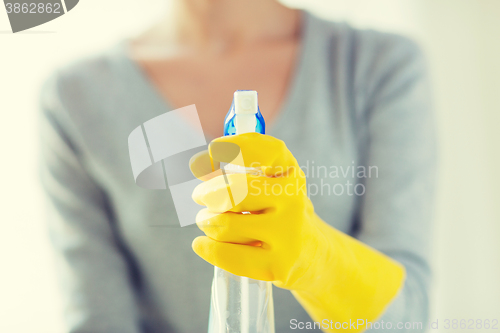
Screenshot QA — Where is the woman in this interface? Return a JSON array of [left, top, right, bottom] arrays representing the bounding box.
[[40, 0, 435, 332]]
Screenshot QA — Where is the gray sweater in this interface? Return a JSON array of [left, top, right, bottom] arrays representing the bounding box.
[[40, 11, 436, 333]]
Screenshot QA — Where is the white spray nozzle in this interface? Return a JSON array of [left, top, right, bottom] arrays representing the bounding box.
[[234, 91, 258, 134], [234, 91, 258, 115]]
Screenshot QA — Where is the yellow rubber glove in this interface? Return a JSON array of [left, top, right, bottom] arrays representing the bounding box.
[[190, 133, 405, 332]]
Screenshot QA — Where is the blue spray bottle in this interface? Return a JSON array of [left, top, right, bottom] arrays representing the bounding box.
[[208, 90, 275, 333]]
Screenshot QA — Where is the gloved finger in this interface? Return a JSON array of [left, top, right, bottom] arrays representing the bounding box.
[[209, 133, 300, 177], [192, 236, 274, 281], [189, 150, 223, 181], [192, 173, 293, 213], [196, 208, 273, 244]]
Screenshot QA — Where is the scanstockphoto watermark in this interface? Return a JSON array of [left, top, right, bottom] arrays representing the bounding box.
[[249, 178, 369, 197], [290, 319, 422, 330], [128, 105, 379, 227], [246, 160, 379, 197], [299, 160, 379, 181], [3, 0, 80, 33]]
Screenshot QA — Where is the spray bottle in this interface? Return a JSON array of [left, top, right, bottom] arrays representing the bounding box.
[[207, 90, 275, 333]]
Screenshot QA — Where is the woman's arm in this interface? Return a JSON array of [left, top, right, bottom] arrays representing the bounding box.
[[189, 34, 435, 333], [292, 35, 435, 332], [39, 74, 142, 333], [356, 35, 436, 330]]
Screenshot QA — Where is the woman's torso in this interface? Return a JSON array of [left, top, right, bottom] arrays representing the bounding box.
[[53, 12, 398, 332]]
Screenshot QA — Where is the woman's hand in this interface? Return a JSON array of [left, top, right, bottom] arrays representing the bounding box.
[[190, 133, 329, 290], [190, 133, 406, 332]]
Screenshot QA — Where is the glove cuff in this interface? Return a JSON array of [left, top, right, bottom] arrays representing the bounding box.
[[290, 216, 406, 331]]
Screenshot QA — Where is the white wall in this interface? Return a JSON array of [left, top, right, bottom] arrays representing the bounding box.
[[1, 1, 499, 332], [416, 0, 500, 326]]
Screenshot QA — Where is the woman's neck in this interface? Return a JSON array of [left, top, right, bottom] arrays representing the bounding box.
[[136, 0, 300, 55]]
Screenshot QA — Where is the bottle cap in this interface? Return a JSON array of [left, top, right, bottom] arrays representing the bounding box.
[[234, 90, 258, 115]]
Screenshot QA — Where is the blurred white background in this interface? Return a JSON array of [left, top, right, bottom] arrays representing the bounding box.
[[1, 0, 499, 332]]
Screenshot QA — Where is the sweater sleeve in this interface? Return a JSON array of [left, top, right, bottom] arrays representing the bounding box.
[[39, 73, 142, 333], [355, 34, 436, 332]]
